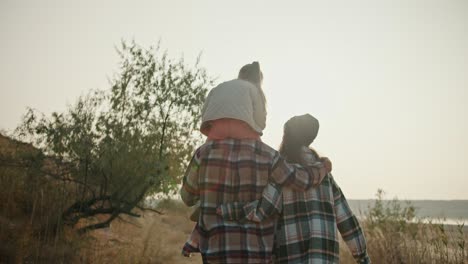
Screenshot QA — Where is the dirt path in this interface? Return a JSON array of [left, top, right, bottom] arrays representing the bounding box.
[[79, 209, 202, 263]]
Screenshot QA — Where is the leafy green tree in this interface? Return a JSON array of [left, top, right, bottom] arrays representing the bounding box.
[[16, 41, 213, 232]]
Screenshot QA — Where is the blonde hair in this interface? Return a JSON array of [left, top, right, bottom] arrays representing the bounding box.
[[238, 61, 266, 107]]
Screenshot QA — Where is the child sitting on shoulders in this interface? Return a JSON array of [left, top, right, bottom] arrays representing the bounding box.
[[183, 62, 267, 257], [200, 61, 266, 140]]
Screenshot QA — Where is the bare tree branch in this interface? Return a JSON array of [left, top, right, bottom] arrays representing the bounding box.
[[136, 205, 164, 215]]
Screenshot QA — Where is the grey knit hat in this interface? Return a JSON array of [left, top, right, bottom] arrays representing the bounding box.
[[284, 114, 320, 145]]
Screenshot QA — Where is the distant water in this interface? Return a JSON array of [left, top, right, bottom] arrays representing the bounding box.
[[348, 200, 468, 225]]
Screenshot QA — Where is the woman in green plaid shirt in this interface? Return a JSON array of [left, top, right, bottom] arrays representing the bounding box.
[[218, 114, 371, 264]]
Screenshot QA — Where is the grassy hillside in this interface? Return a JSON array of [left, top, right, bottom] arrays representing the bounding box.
[[0, 133, 200, 263]]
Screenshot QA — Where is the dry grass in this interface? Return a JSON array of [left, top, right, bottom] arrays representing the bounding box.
[[338, 194, 468, 264], [83, 200, 467, 264], [0, 134, 201, 264], [77, 202, 201, 264], [0, 134, 78, 263], [338, 222, 468, 264]]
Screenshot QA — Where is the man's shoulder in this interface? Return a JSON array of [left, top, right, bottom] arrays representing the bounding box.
[[193, 141, 215, 157], [255, 140, 279, 158], [195, 139, 278, 158]]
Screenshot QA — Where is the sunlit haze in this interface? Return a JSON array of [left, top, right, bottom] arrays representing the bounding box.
[[1, 0, 467, 199]]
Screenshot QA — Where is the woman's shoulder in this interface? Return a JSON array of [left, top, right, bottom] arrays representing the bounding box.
[[300, 146, 320, 164]]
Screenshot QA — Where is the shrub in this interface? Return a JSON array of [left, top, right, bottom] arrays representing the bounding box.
[[14, 40, 212, 233], [341, 189, 468, 264]]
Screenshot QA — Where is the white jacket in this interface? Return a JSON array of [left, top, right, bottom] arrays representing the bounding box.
[[201, 79, 266, 134]]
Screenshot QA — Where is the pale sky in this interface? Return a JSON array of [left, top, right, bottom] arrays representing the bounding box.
[[1, 0, 467, 199]]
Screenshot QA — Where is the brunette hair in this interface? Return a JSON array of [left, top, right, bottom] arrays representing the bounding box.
[[279, 114, 320, 164]]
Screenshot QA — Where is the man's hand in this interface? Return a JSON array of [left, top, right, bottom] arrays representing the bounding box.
[[320, 157, 332, 173]]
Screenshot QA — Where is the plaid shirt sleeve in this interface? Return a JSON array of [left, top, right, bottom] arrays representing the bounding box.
[[331, 176, 371, 264], [218, 149, 326, 222], [270, 153, 328, 191], [217, 182, 282, 222], [180, 149, 201, 207]]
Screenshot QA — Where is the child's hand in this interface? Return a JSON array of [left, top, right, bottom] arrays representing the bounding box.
[[320, 157, 332, 173]]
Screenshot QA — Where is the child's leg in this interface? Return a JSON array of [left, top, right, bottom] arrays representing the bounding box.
[[182, 224, 201, 257]]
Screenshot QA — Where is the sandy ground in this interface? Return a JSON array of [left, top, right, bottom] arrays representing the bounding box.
[[79, 208, 202, 264]]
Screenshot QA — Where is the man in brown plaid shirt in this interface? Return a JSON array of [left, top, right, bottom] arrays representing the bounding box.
[[181, 139, 331, 263]]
